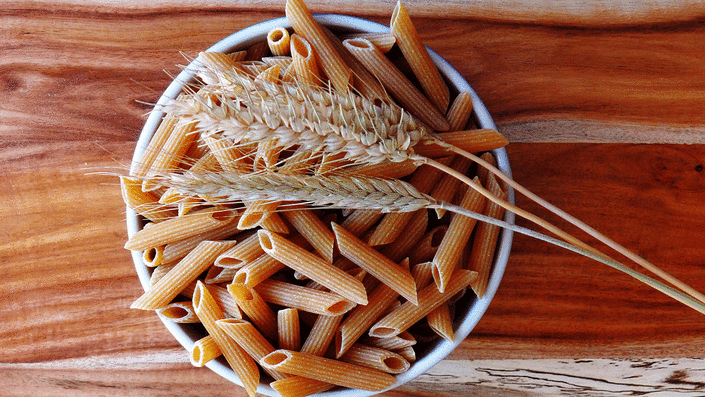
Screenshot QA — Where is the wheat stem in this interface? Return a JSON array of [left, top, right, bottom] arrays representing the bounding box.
[[429, 141, 705, 305]]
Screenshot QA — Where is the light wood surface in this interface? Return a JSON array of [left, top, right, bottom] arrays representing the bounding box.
[[2, 1, 704, 396]]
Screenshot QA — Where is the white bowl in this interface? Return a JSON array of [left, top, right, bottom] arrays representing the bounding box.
[[128, 14, 514, 397]]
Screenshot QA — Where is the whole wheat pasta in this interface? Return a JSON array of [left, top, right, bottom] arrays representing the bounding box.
[[131, 240, 237, 310], [339, 343, 410, 374], [156, 301, 199, 323], [142, 118, 199, 191], [332, 222, 417, 305], [395, 345, 416, 362], [216, 319, 289, 380], [215, 232, 264, 268], [192, 281, 259, 397], [198, 51, 249, 84], [245, 41, 270, 61], [282, 207, 335, 262], [390, 1, 450, 113], [190, 335, 222, 367], [410, 261, 434, 290], [124, 207, 237, 251], [161, 218, 241, 264], [258, 230, 368, 305], [261, 350, 396, 391], [367, 211, 416, 246], [338, 209, 383, 238], [339, 159, 418, 179], [427, 303, 454, 342], [201, 132, 250, 175], [240, 200, 282, 230], [285, 0, 352, 92], [339, 32, 396, 53], [233, 253, 285, 287], [414, 128, 509, 158], [262, 55, 293, 69], [149, 263, 175, 285], [227, 283, 278, 341], [277, 308, 301, 351], [260, 212, 290, 234], [253, 279, 356, 316], [343, 37, 449, 131], [228, 50, 248, 63], [315, 151, 349, 175], [360, 331, 416, 351], [207, 284, 243, 319], [253, 139, 282, 172], [468, 173, 507, 298], [270, 376, 335, 397], [255, 64, 282, 84], [408, 224, 447, 265], [177, 197, 204, 217], [379, 209, 428, 263], [240, 60, 269, 77], [142, 245, 164, 268], [300, 313, 343, 356], [130, 115, 178, 178], [446, 92, 474, 132], [290, 34, 323, 86], [204, 265, 238, 284], [121, 177, 176, 222], [430, 155, 473, 218], [267, 27, 291, 56], [369, 269, 478, 338], [432, 181, 486, 293]]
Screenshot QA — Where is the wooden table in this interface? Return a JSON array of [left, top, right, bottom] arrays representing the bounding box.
[[2, 1, 704, 395]]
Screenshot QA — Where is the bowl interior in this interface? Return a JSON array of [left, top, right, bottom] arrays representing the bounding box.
[[128, 14, 514, 397]]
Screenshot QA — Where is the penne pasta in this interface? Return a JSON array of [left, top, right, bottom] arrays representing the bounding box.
[[414, 128, 509, 158], [267, 27, 291, 56], [245, 41, 270, 61], [216, 319, 289, 380], [277, 308, 301, 351], [192, 281, 259, 397], [204, 265, 238, 284], [227, 283, 279, 341], [446, 91, 474, 132], [142, 118, 199, 191], [338, 158, 418, 179], [260, 349, 396, 391], [131, 240, 237, 310], [270, 376, 335, 397], [253, 279, 356, 316], [290, 34, 323, 86], [427, 304, 454, 342], [379, 209, 428, 263], [285, 0, 352, 92], [190, 335, 222, 367], [142, 245, 164, 268], [343, 37, 449, 131], [338, 209, 383, 238], [390, 1, 450, 113], [121, 177, 176, 223], [360, 331, 416, 351], [408, 224, 447, 265], [233, 253, 284, 287], [300, 313, 343, 356], [214, 232, 263, 268], [395, 345, 416, 363], [432, 180, 486, 293], [207, 284, 243, 319], [339, 343, 410, 374], [130, 115, 178, 178], [156, 301, 199, 323], [430, 155, 473, 218], [367, 211, 416, 246], [369, 269, 478, 338], [282, 208, 335, 262], [160, 218, 241, 264], [339, 32, 396, 53], [258, 230, 368, 305], [332, 222, 417, 305]]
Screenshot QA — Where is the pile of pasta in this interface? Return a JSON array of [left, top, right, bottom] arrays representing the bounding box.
[[123, 1, 509, 396]]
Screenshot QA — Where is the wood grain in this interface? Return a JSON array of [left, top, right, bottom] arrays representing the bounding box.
[[2, 1, 704, 396]]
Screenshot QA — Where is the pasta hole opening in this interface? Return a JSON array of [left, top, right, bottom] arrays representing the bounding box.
[[192, 345, 203, 363], [161, 306, 189, 319], [269, 29, 285, 42], [346, 38, 373, 49], [144, 248, 158, 263], [239, 212, 264, 228], [334, 330, 343, 357], [327, 301, 354, 315], [229, 284, 253, 301], [371, 326, 397, 338], [292, 36, 310, 58], [262, 351, 289, 366], [192, 284, 204, 309], [384, 357, 406, 372], [216, 257, 242, 268], [373, 98, 383, 108], [233, 272, 248, 284], [258, 231, 273, 251], [430, 227, 446, 248], [212, 209, 234, 222]]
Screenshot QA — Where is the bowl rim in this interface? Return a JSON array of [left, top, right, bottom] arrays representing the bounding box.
[[127, 13, 514, 397]]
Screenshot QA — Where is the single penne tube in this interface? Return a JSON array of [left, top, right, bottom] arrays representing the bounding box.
[[290, 34, 323, 86], [204, 265, 238, 284], [261, 350, 396, 391], [339, 343, 410, 374], [390, 1, 450, 113], [432, 181, 486, 293], [407, 158, 451, 194], [343, 37, 449, 131], [367, 211, 415, 246], [258, 230, 368, 305], [130, 115, 177, 178], [201, 132, 250, 174], [270, 376, 335, 397], [207, 284, 243, 319], [411, 261, 434, 290], [267, 27, 291, 56], [282, 208, 335, 262], [253, 138, 282, 172], [339, 32, 396, 53], [262, 55, 293, 69], [156, 301, 199, 323], [190, 335, 222, 367], [369, 269, 478, 338], [227, 283, 278, 341], [300, 313, 343, 356], [142, 245, 164, 268], [395, 345, 416, 362], [338, 159, 418, 179], [430, 155, 473, 218], [278, 308, 301, 351], [121, 177, 176, 223], [468, 173, 507, 298], [214, 232, 264, 268], [332, 222, 417, 305], [216, 319, 288, 380], [244, 41, 270, 61], [233, 253, 285, 287], [260, 211, 290, 234], [408, 224, 447, 264], [149, 263, 175, 285], [198, 51, 249, 84], [446, 91, 474, 132], [427, 303, 454, 342], [338, 209, 383, 238], [379, 209, 428, 263], [413, 128, 509, 158], [131, 240, 237, 310], [161, 218, 241, 264], [360, 331, 416, 351], [142, 119, 199, 191], [240, 200, 281, 230], [124, 207, 237, 251], [285, 0, 352, 92], [192, 282, 259, 397], [254, 279, 356, 316]]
